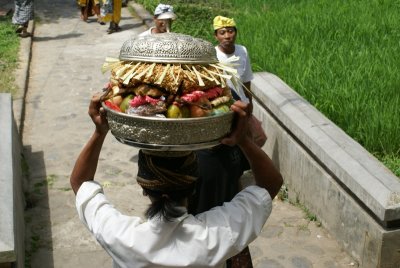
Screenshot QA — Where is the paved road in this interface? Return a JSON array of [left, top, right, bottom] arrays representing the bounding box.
[[19, 0, 357, 267]]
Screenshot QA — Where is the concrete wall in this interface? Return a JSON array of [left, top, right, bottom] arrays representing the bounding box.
[[0, 94, 25, 267], [251, 72, 400, 268]]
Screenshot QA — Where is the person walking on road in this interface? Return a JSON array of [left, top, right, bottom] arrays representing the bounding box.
[[101, 0, 122, 34], [70, 93, 283, 268], [138, 3, 176, 36], [12, 0, 34, 37], [77, 0, 103, 24]]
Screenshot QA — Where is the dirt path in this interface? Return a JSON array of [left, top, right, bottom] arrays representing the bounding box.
[[21, 0, 357, 267]]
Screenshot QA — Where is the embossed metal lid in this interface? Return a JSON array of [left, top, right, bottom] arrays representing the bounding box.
[[119, 33, 218, 64]]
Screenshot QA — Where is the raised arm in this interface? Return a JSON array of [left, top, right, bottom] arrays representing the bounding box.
[[70, 93, 109, 194], [221, 101, 283, 199]]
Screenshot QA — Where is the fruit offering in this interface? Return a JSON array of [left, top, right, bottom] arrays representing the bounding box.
[[101, 59, 236, 118]]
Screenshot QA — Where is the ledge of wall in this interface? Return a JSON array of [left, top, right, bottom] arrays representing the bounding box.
[[251, 72, 400, 267], [0, 94, 25, 267]]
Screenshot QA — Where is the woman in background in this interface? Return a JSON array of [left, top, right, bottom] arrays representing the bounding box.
[[100, 0, 122, 34], [12, 0, 34, 38], [77, 0, 103, 24]]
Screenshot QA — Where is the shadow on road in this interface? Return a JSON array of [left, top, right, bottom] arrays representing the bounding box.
[[23, 146, 54, 267], [33, 33, 84, 42]]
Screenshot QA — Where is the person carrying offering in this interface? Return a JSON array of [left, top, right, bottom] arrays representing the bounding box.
[[139, 3, 177, 36], [70, 93, 283, 267]]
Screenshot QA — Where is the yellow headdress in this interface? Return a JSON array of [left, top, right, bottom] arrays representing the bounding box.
[[213, 16, 236, 30]]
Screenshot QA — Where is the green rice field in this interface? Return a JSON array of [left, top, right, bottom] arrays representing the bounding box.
[[135, 0, 400, 177]]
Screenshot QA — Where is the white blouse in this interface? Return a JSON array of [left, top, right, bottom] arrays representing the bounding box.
[[76, 181, 272, 268], [138, 27, 155, 37]]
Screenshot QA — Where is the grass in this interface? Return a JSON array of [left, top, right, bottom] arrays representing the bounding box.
[[232, 0, 400, 157], [278, 184, 322, 226], [379, 153, 400, 176], [133, 0, 233, 39], [0, 13, 20, 95], [134, 0, 399, 177], [25, 233, 40, 267]]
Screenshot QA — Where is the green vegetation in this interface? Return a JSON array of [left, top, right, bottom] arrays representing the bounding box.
[[277, 184, 289, 201], [278, 184, 321, 226], [0, 13, 19, 95], [134, 0, 233, 39], [380, 153, 400, 176], [135, 0, 399, 176], [25, 233, 40, 267], [297, 202, 318, 223], [232, 0, 400, 156]]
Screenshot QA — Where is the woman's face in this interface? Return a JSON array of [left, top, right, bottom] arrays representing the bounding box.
[[215, 27, 237, 50], [155, 18, 172, 33]]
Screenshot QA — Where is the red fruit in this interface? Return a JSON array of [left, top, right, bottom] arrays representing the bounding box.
[[104, 100, 121, 112]]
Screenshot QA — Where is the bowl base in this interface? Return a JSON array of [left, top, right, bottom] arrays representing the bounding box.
[[115, 136, 220, 151]]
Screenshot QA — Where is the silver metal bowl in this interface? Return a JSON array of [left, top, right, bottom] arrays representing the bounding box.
[[119, 33, 218, 64], [102, 102, 234, 151], [106, 33, 233, 151]]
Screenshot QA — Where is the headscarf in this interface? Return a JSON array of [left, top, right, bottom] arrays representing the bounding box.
[[213, 15, 236, 30], [137, 150, 198, 192], [154, 3, 177, 20]]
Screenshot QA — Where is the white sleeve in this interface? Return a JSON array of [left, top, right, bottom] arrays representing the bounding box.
[[76, 181, 107, 230], [75, 181, 142, 253], [241, 46, 254, 83], [196, 185, 272, 252]]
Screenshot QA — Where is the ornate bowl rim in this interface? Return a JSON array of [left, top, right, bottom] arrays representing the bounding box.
[[119, 32, 219, 64], [101, 101, 234, 122]]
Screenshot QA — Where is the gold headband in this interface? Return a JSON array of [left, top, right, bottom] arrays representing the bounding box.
[[213, 16, 236, 30]]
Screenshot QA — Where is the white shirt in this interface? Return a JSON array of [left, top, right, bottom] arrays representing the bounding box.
[[215, 44, 254, 103], [76, 181, 272, 268], [138, 27, 155, 37]]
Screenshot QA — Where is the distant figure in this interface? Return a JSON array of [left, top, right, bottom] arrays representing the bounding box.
[[101, 0, 122, 34], [213, 15, 254, 104], [12, 0, 34, 38], [138, 3, 176, 36], [188, 15, 262, 268], [77, 0, 103, 24]]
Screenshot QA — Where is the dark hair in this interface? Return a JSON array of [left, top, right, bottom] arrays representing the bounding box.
[[144, 186, 195, 222]]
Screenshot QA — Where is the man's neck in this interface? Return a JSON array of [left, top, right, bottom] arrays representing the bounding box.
[[218, 44, 235, 55]]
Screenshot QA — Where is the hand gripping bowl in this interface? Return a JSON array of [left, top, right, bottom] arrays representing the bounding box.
[[102, 33, 235, 151]]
